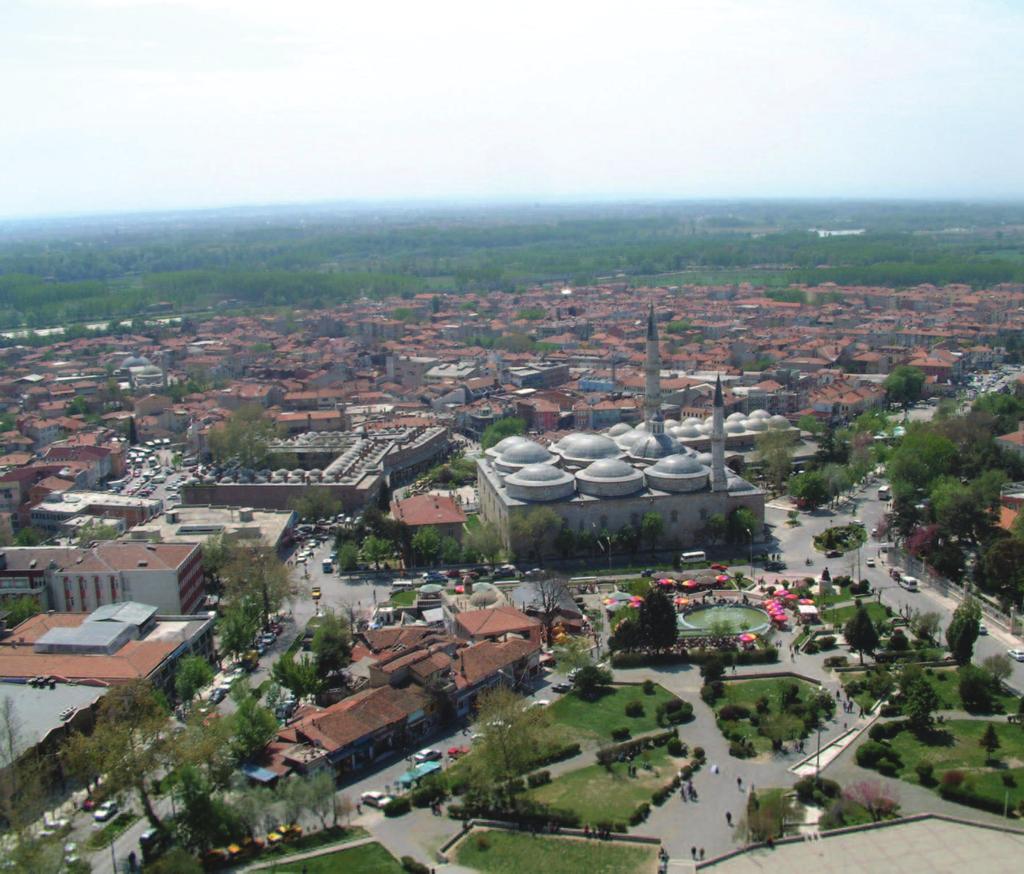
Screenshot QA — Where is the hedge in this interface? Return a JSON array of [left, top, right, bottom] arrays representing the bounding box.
[[447, 800, 581, 828], [794, 776, 841, 805], [938, 782, 1007, 814], [526, 770, 551, 788], [402, 858, 430, 874], [595, 729, 679, 765], [384, 796, 412, 817], [612, 648, 779, 668], [629, 802, 651, 825]]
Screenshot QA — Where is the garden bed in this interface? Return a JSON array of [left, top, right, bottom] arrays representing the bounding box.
[[282, 841, 404, 873], [455, 829, 657, 874], [547, 684, 683, 742], [712, 677, 829, 756]]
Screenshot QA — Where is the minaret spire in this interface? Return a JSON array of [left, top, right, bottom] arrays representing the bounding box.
[[643, 302, 661, 424], [711, 374, 728, 492]]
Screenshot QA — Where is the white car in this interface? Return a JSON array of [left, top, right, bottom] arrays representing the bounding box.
[[529, 699, 550, 708], [865, 557, 876, 568], [93, 800, 119, 822], [978, 623, 988, 636], [1008, 649, 1024, 662], [360, 791, 393, 808], [413, 748, 442, 764]]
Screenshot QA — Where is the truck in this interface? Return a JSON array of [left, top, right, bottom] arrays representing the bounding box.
[[878, 485, 891, 501], [321, 558, 333, 573]]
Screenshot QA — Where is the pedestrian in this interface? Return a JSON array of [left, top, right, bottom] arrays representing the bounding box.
[[737, 776, 743, 790], [700, 848, 705, 860], [691, 847, 697, 859], [726, 811, 732, 826], [356, 803, 363, 815]]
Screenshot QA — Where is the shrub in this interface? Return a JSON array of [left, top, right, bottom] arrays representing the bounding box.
[[642, 679, 656, 695], [595, 819, 626, 834], [629, 802, 651, 825], [402, 857, 431, 874], [869, 721, 905, 742], [817, 635, 837, 650], [667, 738, 684, 756], [693, 746, 706, 762], [915, 761, 935, 786], [625, 701, 645, 718], [938, 781, 1006, 814], [651, 786, 671, 806], [794, 776, 841, 804], [1002, 773, 1016, 788], [804, 640, 820, 655], [941, 770, 966, 788], [823, 656, 849, 668], [718, 703, 751, 721], [611, 727, 631, 741], [384, 796, 412, 817], [729, 738, 756, 758], [526, 770, 551, 788], [680, 765, 693, 780], [700, 681, 724, 705], [856, 741, 895, 770]]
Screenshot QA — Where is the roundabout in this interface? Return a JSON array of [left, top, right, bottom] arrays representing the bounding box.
[[676, 603, 772, 636]]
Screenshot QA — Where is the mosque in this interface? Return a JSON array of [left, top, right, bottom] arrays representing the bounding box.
[[476, 305, 772, 551]]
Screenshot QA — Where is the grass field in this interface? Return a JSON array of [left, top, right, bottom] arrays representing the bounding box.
[[527, 745, 679, 824], [880, 719, 1024, 810], [547, 684, 681, 742], [270, 826, 368, 858], [456, 829, 658, 874], [715, 677, 820, 754], [276, 841, 403, 873], [390, 589, 417, 607], [828, 601, 890, 627]]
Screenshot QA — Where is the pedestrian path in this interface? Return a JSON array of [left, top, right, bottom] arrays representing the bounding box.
[[790, 725, 866, 777]]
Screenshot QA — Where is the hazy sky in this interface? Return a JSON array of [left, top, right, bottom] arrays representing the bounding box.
[[3, 0, 1023, 217]]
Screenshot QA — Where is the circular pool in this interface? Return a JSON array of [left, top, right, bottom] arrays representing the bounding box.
[[677, 604, 771, 636]]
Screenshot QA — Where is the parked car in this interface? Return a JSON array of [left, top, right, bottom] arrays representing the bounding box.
[[640, 568, 654, 577], [710, 563, 728, 571], [978, 623, 988, 635], [93, 800, 119, 822], [529, 699, 550, 708], [1008, 649, 1024, 662], [447, 746, 470, 759], [865, 557, 876, 568], [360, 790, 393, 808], [552, 682, 572, 693], [413, 748, 442, 763], [826, 549, 842, 558]]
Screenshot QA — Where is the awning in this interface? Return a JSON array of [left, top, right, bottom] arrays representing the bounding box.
[[797, 604, 818, 615], [241, 763, 279, 784], [397, 760, 441, 786]]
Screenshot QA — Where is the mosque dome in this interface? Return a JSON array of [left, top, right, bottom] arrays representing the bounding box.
[[675, 424, 702, 439], [121, 353, 151, 369], [470, 587, 501, 607], [504, 463, 576, 502], [644, 453, 710, 493], [485, 434, 530, 458], [628, 432, 682, 461], [769, 415, 791, 430], [613, 429, 643, 450], [682, 417, 702, 427], [607, 422, 633, 437], [745, 417, 768, 432], [749, 409, 771, 420], [575, 458, 645, 497], [499, 440, 554, 466], [663, 418, 679, 428], [725, 420, 746, 435], [697, 451, 713, 465], [726, 412, 746, 423], [554, 433, 621, 466]]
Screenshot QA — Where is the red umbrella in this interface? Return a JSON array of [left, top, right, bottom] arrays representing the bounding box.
[[716, 574, 730, 583], [799, 598, 815, 605], [785, 593, 799, 601], [657, 579, 675, 587], [682, 579, 699, 588]]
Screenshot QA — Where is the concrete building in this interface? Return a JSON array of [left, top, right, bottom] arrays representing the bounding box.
[[477, 305, 765, 551], [29, 490, 162, 534], [127, 504, 296, 551]]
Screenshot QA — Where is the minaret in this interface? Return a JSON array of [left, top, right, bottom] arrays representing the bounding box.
[[711, 375, 728, 492], [644, 303, 661, 424]]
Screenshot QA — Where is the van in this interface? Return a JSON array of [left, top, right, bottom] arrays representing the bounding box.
[[321, 559, 333, 573], [680, 550, 707, 564], [390, 579, 417, 592], [901, 576, 919, 591]]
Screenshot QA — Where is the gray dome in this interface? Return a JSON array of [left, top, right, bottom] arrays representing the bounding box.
[[682, 417, 702, 427], [697, 451, 713, 465], [745, 417, 768, 432], [770, 414, 791, 429], [607, 422, 632, 437], [487, 435, 530, 457], [614, 428, 642, 450], [121, 354, 151, 369], [749, 409, 771, 419], [663, 418, 679, 428], [675, 424, 702, 439], [555, 433, 621, 463], [725, 420, 746, 434], [726, 412, 746, 423], [629, 432, 681, 461], [580, 458, 638, 479], [500, 441, 554, 466], [510, 463, 569, 483], [470, 588, 501, 607], [650, 453, 705, 475]]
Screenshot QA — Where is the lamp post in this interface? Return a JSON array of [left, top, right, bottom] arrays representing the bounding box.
[[815, 720, 824, 787]]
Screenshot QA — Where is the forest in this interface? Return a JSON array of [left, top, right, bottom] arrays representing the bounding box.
[[2, 200, 1024, 332]]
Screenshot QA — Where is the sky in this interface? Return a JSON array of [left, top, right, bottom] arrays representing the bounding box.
[[2, 0, 1024, 217]]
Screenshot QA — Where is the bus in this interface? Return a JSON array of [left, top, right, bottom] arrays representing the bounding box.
[[680, 550, 707, 564], [878, 485, 891, 501]]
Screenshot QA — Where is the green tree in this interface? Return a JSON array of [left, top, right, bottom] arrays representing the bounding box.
[[271, 652, 322, 701], [509, 507, 561, 562], [553, 525, 576, 559], [411, 525, 442, 566], [704, 512, 728, 544], [980, 723, 1001, 762], [60, 680, 169, 828], [360, 535, 392, 570], [14, 528, 45, 547], [229, 684, 277, 763], [727, 507, 759, 544], [289, 488, 342, 522], [75, 521, 119, 546], [2, 596, 41, 627], [208, 404, 281, 469], [175, 655, 215, 705], [201, 533, 233, 594], [572, 664, 613, 699], [958, 663, 995, 712], [172, 764, 240, 852], [638, 588, 678, 651], [797, 414, 822, 435], [641, 511, 664, 554], [463, 520, 504, 567], [902, 672, 939, 732], [788, 470, 829, 509], [480, 417, 527, 450], [336, 541, 360, 571], [843, 606, 880, 665], [223, 542, 291, 629], [981, 536, 1024, 604], [755, 429, 794, 493], [758, 712, 804, 752], [440, 535, 462, 564], [311, 611, 352, 680], [219, 600, 260, 662], [946, 597, 981, 666], [884, 366, 926, 409]]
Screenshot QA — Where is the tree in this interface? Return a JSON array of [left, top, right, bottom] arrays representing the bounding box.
[[440, 535, 462, 565], [223, 542, 291, 628], [411, 526, 442, 566], [843, 780, 899, 822], [480, 417, 526, 451], [884, 366, 926, 409], [289, 488, 341, 522], [533, 576, 570, 643], [75, 521, 119, 545], [981, 653, 1013, 686], [508, 507, 561, 562], [946, 597, 981, 666], [463, 520, 504, 567], [175, 655, 215, 705], [958, 663, 995, 712], [638, 588, 678, 651], [146, 849, 203, 874], [788, 470, 829, 509], [201, 533, 232, 594], [758, 712, 803, 751], [467, 686, 555, 807], [219, 599, 261, 662], [755, 430, 794, 493], [336, 541, 360, 572], [271, 652, 323, 701], [553, 525, 576, 559], [704, 512, 728, 545], [172, 764, 240, 852], [2, 595, 41, 627], [902, 673, 939, 733], [303, 770, 340, 829], [208, 404, 281, 469], [555, 636, 593, 674], [230, 684, 278, 763], [910, 611, 941, 643], [14, 527, 45, 547], [312, 611, 352, 680], [797, 414, 822, 435], [60, 680, 169, 828], [843, 606, 879, 665], [980, 723, 1001, 762], [641, 512, 664, 554], [727, 507, 758, 545], [360, 535, 392, 570], [981, 536, 1024, 604], [572, 664, 613, 700]]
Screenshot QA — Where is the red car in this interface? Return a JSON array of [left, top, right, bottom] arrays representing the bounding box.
[[710, 563, 729, 571], [447, 746, 470, 759]]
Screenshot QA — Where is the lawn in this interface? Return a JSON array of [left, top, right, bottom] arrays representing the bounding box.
[[85, 813, 138, 850], [276, 841, 404, 873], [390, 589, 417, 607], [879, 719, 1024, 810], [715, 677, 821, 754], [270, 825, 368, 858], [527, 744, 680, 824], [548, 684, 681, 742], [456, 829, 657, 874], [828, 601, 890, 627]]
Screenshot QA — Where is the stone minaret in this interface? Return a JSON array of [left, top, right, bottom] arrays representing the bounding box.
[[644, 303, 661, 424], [711, 374, 728, 492]]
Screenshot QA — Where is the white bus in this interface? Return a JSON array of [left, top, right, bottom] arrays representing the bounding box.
[[878, 485, 891, 501], [680, 550, 707, 564]]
